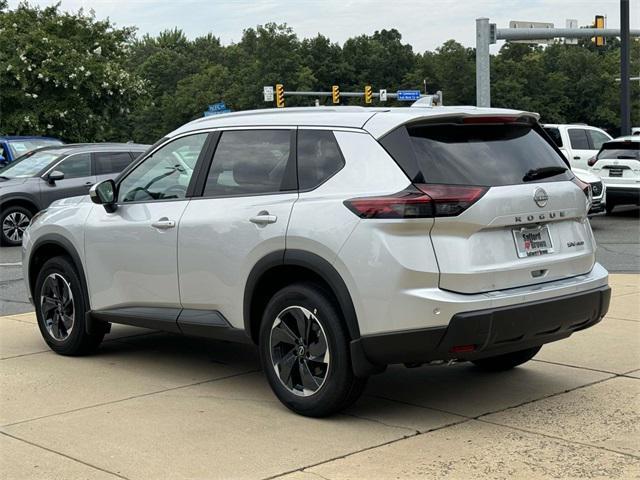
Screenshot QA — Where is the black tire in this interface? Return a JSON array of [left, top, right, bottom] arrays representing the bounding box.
[[1, 205, 32, 246], [471, 346, 542, 372], [34, 256, 104, 355], [258, 282, 367, 417], [605, 203, 615, 215]]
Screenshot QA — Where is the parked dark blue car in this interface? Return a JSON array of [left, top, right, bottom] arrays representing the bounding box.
[[0, 136, 64, 166]]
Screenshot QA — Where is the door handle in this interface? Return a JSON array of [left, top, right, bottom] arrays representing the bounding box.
[[573, 156, 580, 160], [151, 218, 176, 229], [250, 211, 277, 225]]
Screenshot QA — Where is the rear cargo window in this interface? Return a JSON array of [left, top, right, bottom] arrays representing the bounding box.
[[597, 142, 639, 160], [380, 123, 572, 186]]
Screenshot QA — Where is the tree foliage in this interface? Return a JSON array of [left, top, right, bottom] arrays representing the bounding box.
[[1, 1, 638, 144]]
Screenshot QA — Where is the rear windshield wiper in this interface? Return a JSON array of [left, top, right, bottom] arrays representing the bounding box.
[[616, 155, 638, 159], [522, 166, 567, 182], [0, 175, 11, 180]]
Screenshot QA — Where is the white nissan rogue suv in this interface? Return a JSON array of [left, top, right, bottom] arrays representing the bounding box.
[[22, 106, 611, 417]]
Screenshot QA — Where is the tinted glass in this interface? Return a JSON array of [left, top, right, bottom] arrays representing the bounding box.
[[597, 142, 640, 160], [381, 123, 571, 187], [94, 151, 134, 175], [55, 153, 91, 179], [297, 130, 345, 190], [568, 129, 590, 149], [119, 133, 207, 203], [0, 150, 60, 178], [203, 130, 292, 196], [543, 127, 563, 147], [588, 130, 611, 150]]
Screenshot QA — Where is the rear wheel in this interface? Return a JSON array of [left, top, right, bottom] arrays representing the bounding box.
[[1, 205, 32, 246], [259, 282, 367, 417], [471, 346, 541, 372], [34, 256, 104, 355]]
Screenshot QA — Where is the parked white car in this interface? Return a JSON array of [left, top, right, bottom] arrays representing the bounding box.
[[589, 136, 640, 213], [22, 107, 610, 416], [543, 124, 612, 170]]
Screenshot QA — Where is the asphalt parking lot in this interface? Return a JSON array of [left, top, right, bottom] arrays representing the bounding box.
[[1, 207, 639, 479]]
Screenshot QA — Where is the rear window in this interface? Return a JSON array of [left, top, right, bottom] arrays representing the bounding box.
[[380, 123, 571, 186], [94, 151, 135, 175], [597, 142, 640, 161]]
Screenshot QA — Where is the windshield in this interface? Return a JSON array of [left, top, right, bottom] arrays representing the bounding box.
[[597, 143, 639, 161], [0, 150, 61, 178], [7, 139, 63, 158]]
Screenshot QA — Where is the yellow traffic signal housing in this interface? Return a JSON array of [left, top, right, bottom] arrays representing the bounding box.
[[276, 84, 285, 108], [364, 85, 372, 104], [332, 85, 340, 104], [594, 15, 605, 46]]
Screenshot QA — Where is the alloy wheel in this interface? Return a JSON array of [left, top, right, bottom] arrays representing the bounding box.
[[2, 211, 30, 243], [269, 305, 330, 397], [40, 273, 75, 341]]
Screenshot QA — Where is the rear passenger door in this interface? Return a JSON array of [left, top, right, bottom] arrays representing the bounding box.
[[177, 128, 298, 331], [94, 151, 136, 182]]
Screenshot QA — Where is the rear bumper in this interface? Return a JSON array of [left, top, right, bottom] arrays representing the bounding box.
[[351, 285, 610, 372]]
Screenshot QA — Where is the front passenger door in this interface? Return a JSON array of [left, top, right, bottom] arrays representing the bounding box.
[[40, 153, 95, 206], [84, 133, 210, 312]]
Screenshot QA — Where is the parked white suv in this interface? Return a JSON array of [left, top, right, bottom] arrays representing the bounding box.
[[23, 107, 611, 416], [589, 136, 640, 213], [543, 123, 612, 170]]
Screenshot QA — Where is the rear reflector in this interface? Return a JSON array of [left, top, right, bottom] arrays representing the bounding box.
[[344, 184, 488, 219], [450, 344, 476, 354]]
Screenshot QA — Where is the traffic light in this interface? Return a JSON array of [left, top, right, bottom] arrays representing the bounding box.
[[276, 84, 285, 108], [364, 85, 372, 104], [332, 85, 340, 104], [594, 15, 605, 46]]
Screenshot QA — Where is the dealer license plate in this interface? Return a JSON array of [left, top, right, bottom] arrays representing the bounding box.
[[512, 225, 554, 258]]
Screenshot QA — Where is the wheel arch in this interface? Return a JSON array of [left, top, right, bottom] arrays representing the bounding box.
[[28, 234, 90, 313], [0, 196, 40, 216], [243, 249, 361, 344]]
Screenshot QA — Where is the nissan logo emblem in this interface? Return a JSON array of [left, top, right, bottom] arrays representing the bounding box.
[[533, 188, 548, 208]]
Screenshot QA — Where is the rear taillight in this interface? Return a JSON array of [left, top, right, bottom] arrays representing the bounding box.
[[344, 184, 488, 219], [587, 156, 598, 167], [572, 176, 591, 198]]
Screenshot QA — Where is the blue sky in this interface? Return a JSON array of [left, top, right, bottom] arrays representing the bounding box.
[[8, 0, 640, 52]]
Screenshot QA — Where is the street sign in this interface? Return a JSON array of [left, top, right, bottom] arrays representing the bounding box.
[[397, 90, 421, 101], [208, 102, 228, 112], [204, 102, 230, 116], [509, 21, 554, 44], [263, 86, 274, 102], [379, 89, 387, 101], [565, 19, 578, 44]]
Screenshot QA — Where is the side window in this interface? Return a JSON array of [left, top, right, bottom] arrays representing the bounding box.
[[568, 129, 590, 150], [118, 133, 207, 203], [55, 153, 92, 179], [203, 130, 293, 197], [94, 151, 134, 175], [589, 130, 610, 150], [543, 127, 563, 148], [297, 130, 345, 190]]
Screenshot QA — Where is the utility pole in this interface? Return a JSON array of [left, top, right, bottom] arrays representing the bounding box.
[[620, 0, 631, 136], [476, 18, 491, 107]]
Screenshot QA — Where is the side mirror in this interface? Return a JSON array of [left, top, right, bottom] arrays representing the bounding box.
[[47, 170, 65, 184], [89, 179, 117, 213]]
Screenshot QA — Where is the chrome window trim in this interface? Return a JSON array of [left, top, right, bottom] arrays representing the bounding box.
[[41, 152, 93, 179]]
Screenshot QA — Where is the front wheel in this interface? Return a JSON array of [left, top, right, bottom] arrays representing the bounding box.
[[259, 282, 367, 417], [1, 205, 32, 246], [34, 256, 104, 355], [471, 346, 541, 372], [605, 203, 615, 215]]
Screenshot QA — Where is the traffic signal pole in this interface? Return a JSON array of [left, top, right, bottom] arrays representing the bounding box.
[[621, 0, 631, 136]]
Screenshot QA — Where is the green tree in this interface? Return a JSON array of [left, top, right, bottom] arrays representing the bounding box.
[[0, 1, 146, 141]]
